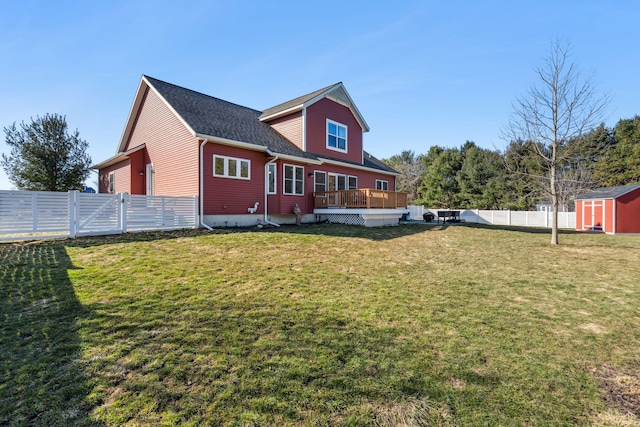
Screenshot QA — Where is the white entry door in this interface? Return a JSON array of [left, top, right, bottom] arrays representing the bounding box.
[[146, 163, 155, 196]]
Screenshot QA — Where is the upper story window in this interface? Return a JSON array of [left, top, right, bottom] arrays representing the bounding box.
[[327, 119, 347, 153], [214, 155, 250, 180]]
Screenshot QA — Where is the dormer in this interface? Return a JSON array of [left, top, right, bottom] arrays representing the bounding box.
[[260, 83, 369, 164]]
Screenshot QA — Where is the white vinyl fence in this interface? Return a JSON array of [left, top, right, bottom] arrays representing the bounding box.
[[407, 205, 576, 229], [0, 190, 198, 241]]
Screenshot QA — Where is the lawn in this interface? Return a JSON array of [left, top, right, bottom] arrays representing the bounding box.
[[1, 224, 640, 426]]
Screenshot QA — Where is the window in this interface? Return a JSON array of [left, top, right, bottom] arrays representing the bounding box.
[[327, 119, 347, 152], [213, 155, 250, 180], [267, 163, 276, 194], [284, 164, 304, 195], [375, 179, 389, 191], [348, 175, 357, 190], [108, 172, 115, 193], [314, 171, 327, 193]]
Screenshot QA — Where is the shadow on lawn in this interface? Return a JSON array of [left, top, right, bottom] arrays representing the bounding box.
[[0, 241, 103, 426]]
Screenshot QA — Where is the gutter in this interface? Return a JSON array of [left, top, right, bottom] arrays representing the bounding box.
[[199, 138, 213, 230], [264, 150, 280, 227]]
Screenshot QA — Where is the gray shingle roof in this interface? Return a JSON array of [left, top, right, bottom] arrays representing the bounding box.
[[145, 76, 316, 160], [576, 184, 640, 200], [259, 83, 341, 120], [144, 76, 395, 174]]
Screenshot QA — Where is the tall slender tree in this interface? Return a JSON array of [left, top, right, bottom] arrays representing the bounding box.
[[502, 41, 609, 244], [1, 114, 91, 191]]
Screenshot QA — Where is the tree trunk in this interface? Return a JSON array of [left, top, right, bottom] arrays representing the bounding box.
[[550, 164, 559, 245]]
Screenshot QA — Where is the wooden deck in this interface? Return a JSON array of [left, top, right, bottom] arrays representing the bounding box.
[[313, 189, 408, 209]]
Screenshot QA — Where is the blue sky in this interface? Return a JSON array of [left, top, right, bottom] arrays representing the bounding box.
[[1, 0, 638, 190]]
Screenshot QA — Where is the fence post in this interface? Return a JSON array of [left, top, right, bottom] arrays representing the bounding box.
[[508, 209, 511, 226], [69, 190, 79, 238], [194, 196, 199, 228], [161, 196, 166, 227], [119, 193, 128, 233]]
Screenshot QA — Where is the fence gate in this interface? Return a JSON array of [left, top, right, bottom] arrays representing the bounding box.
[[74, 192, 123, 237]]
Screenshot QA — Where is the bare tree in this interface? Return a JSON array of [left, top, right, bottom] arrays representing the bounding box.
[[502, 41, 609, 244]]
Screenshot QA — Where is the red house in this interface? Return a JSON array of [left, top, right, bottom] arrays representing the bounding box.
[[93, 76, 406, 227], [575, 184, 640, 234]]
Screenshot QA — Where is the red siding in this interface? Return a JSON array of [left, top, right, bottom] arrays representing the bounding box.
[[604, 199, 614, 233], [268, 112, 303, 150], [203, 144, 268, 215], [124, 87, 200, 196], [616, 188, 640, 233], [305, 98, 363, 163], [575, 200, 583, 230], [99, 160, 131, 194]]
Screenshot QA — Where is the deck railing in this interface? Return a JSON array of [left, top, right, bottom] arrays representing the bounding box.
[[313, 189, 408, 209]]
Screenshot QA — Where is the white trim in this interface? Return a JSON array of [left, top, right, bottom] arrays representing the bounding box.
[[376, 179, 389, 191], [259, 83, 370, 133], [213, 155, 251, 180], [145, 163, 154, 196], [108, 172, 115, 193], [283, 164, 305, 196], [302, 107, 307, 151], [348, 175, 358, 190], [318, 157, 400, 176], [267, 163, 277, 195], [259, 104, 304, 122], [194, 133, 323, 165], [328, 172, 348, 191], [612, 198, 617, 234], [264, 156, 280, 227], [326, 119, 348, 153], [314, 208, 408, 215], [314, 170, 327, 193]]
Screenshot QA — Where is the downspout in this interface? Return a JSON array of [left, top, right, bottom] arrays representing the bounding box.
[[199, 138, 213, 230], [264, 151, 280, 227]]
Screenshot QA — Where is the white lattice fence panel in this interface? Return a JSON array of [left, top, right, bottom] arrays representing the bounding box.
[[321, 214, 365, 226]]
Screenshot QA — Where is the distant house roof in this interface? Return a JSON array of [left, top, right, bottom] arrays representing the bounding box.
[[576, 184, 640, 200], [107, 75, 393, 174]]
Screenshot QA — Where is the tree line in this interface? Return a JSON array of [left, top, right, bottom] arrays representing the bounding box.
[[382, 116, 640, 210]]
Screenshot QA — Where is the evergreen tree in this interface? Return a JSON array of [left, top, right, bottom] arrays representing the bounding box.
[[1, 114, 91, 191], [593, 116, 640, 186]]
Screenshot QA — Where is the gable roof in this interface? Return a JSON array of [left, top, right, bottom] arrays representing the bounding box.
[[105, 75, 395, 174], [142, 76, 317, 161], [259, 82, 370, 132], [576, 184, 640, 200]]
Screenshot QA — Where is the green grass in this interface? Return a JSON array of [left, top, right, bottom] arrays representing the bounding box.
[[1, 224, 640, 426]]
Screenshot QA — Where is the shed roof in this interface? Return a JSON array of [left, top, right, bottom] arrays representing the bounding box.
[[576, 184, 640, 200]]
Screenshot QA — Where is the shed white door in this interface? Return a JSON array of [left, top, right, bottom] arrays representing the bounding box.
[[582, 200, 604, 231]]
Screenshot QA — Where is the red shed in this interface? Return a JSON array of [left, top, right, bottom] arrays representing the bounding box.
[[575, 184, 640, 233]]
